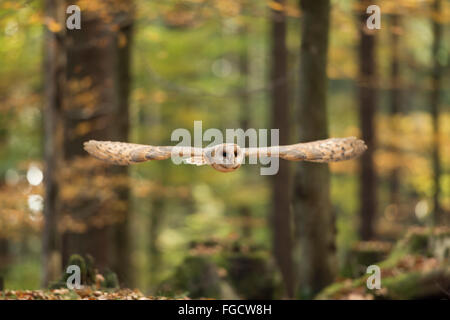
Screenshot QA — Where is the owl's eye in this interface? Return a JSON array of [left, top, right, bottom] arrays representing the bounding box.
[[222, 151, 227, 158], [234, 151, 237, 157]]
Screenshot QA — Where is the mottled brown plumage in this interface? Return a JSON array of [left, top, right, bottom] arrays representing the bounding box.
[[83, 137, 367, 172], [245, 137, 367, 162]]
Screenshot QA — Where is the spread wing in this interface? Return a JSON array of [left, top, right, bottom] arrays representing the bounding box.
[[83, 140, 203, 165], [245, 137, 367, 163]]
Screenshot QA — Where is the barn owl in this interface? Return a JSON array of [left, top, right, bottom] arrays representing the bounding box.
[[83, 137, 367, 173]]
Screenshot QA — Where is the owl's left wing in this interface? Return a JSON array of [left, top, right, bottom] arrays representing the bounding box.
[[244, 137, 367, 163], [84, 140, 203, 165]]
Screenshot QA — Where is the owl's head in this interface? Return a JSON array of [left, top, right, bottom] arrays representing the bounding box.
[[205, 143, 244, 172]]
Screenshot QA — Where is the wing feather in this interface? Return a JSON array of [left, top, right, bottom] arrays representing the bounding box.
[[245, 137, 367, 163], [83, 141, 173, 165], [182, 156, 207, 166]]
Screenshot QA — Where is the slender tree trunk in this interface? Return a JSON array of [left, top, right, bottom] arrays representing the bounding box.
[[358, 0, 378, 240], [43, 0, 134, 286], [0, 176, 9, 277], [148, 198, 164, 288], [111, 20, 133, 288], [42, 0, 66, 286], [430, 0, 443, 224], [239, 25, 251, 132], [0, 237, 10, 274], [389, 13, 401, 208], [293, 0, 335, 298], [270, 0, 294, 299], [238, 25, 253, 242]]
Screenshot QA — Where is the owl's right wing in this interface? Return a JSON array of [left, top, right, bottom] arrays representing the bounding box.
[[83, 140, 203, 166], [245, 137, 367, 163]]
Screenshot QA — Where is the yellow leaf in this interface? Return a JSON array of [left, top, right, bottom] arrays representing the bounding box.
[[268, 1, 284, 12], [45, 18, 62, 33]]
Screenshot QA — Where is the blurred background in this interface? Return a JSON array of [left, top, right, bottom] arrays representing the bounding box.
[[0, 0, 448, 299]]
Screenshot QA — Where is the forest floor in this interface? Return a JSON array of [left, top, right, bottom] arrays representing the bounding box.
[[2, 227, 448, 300], [0, 288, 191, 300], [317, 227, 450, 300]]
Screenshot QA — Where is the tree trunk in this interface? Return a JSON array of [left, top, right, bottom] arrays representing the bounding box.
[[42, 0, 66, 286], [237, 25, 253, 242], [270, 0, 294, 299], [239, 25, 251, 133], [43, 0, 134, 286], [430, 0, 443, 225], [389, 13, 401, 209], [293, 0, 336, 298], [111, 20, 133, 288], [148, 198, 164, 288], [358, 0, 378, 240]]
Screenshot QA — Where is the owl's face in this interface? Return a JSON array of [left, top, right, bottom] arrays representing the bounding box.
[[205, 143, 244, 172]]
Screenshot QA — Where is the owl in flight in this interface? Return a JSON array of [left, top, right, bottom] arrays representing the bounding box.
[[84, 137, 367, 173]]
